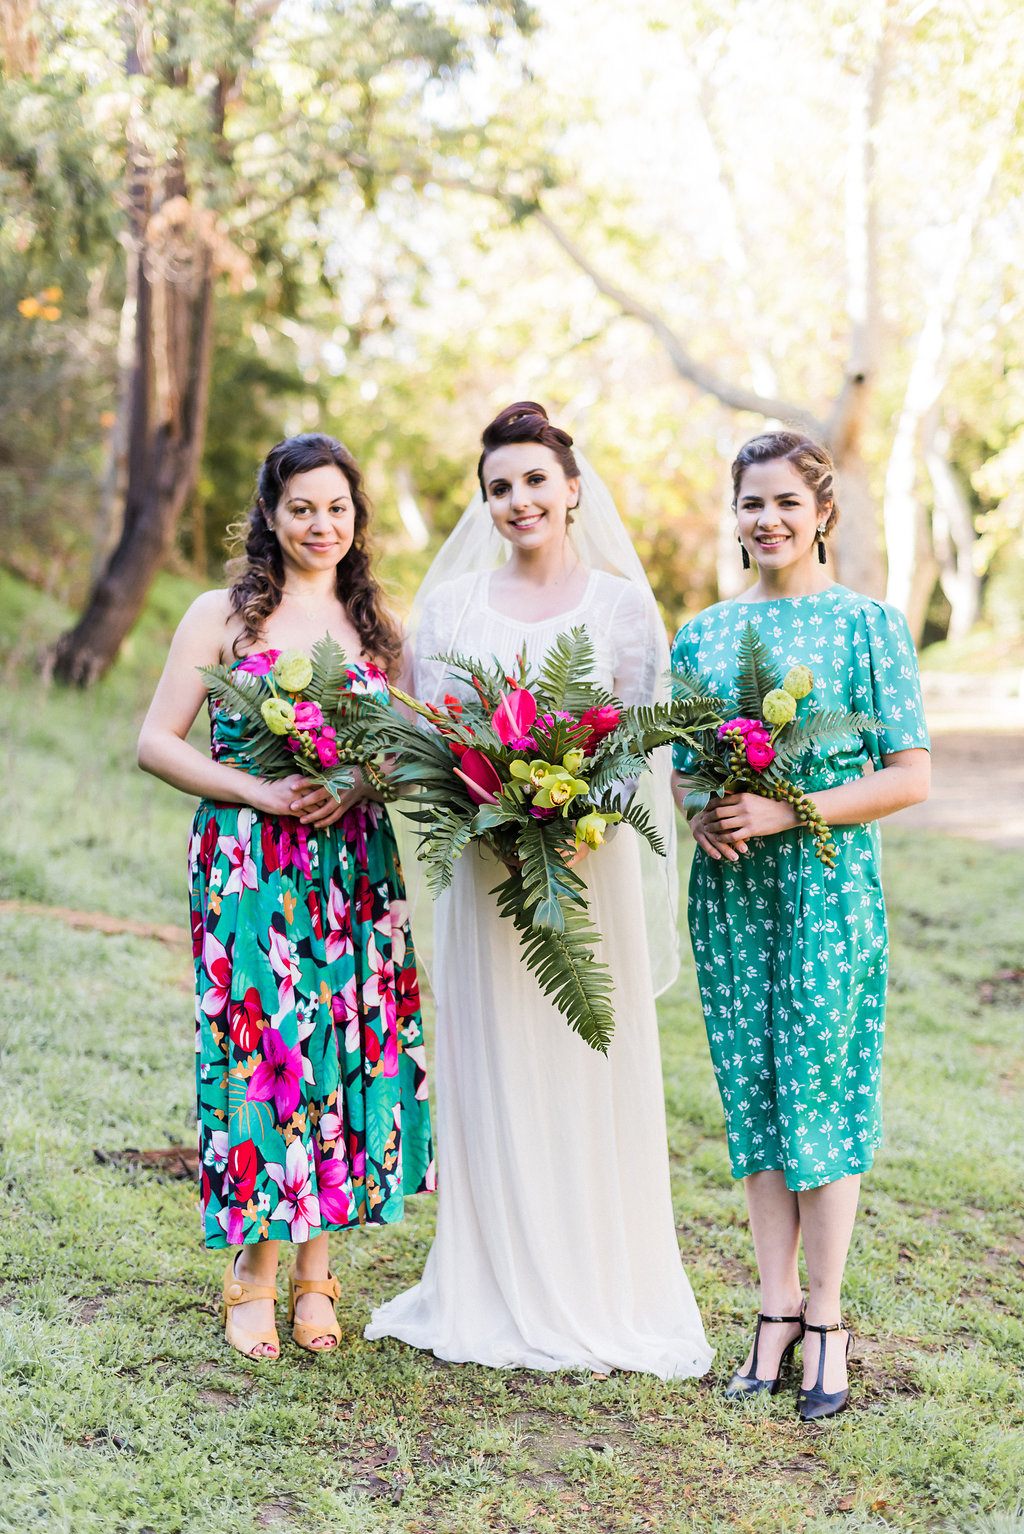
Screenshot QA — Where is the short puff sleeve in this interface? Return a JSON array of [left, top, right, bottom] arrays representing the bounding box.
[[852, 601, 930, 769]]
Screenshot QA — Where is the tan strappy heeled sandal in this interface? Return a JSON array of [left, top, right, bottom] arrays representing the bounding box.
[[220, 1255, 280, 1360], [287, 1270, 342, 1352]]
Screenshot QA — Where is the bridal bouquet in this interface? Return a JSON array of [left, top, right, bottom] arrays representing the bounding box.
[[671, 624, 878, 867], [354, 628, 720, 1052], [199, 638, 394, 802]]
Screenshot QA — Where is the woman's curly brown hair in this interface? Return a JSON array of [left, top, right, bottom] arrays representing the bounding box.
[[226, 433, 403, 673]]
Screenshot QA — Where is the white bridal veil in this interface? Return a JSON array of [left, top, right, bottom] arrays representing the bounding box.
[[404, 453, 680, 998]]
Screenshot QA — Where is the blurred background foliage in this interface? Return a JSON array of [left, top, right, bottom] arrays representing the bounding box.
[[1, 0, 1023, 667]]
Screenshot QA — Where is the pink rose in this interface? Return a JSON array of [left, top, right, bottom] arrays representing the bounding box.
[[745, 740, 776, 771], [293, 700, 324, 730], [717, 716, 761, 739], [316, 734, 339, 767], [745, 726, 771, 746]]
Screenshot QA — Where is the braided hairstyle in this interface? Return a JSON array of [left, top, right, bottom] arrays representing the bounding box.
[[477, 401, 580, 505], [226, 433, 402, 671], [730, 431, 839, 532]]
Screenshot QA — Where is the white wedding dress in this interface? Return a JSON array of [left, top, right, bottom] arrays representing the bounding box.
[[365, 568, 713, 1378]]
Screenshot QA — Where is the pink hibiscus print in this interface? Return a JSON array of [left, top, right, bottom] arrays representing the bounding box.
[[325, 878, 353, 965], [267, 924, 301, 1021], [235, 650, 281, 675], [332, 980, 360, 1054], [218, 828, 259, 898], [266, 1140, 321, 1243], [246, 1023, 303, 1123], [318, 1109, 343, 1143], [200, 931, 232, 1019], [314, 1142, 355, 1226]]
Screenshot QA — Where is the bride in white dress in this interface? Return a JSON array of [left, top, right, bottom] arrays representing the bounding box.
[[365, 402, 712, 1379]]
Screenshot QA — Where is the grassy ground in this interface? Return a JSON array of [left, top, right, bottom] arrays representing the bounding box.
[[1, 573, 1022, 1534]]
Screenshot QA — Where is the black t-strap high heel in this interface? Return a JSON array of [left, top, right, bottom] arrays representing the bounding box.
[[725, 1306, 805, 1398], [797, 1320, 853, 1420]]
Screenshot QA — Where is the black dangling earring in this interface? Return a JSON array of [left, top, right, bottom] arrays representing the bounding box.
[[817, 528, 827, 565], [738, 536, 751, 570]]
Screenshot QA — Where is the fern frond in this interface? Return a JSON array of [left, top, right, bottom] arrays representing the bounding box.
[[534, 627, 616, 713], [668, 665, 726, 708], [199, 666, 269, 731], [734, 624, 784, 718], [617, 798, 666, 856], [492, 873, 615, 1052], [770, 710, 879, 770], [417, 806, 476, 894]]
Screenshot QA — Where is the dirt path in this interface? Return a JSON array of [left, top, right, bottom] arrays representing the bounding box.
[[889, 728, 1024, 850]]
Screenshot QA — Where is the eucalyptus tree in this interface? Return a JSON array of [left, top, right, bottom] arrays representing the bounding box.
[[1, 0, 531, 683]]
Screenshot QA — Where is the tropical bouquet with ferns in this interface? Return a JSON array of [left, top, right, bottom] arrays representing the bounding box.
[[671, 623, 878, 868], [198, 639, 396, 802], [350, 628, 721, 1054]]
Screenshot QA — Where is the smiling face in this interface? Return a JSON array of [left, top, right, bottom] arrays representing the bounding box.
[[482, 442, 579, 552], [268, 463, 356, 575], [735, 458, 829, 574]]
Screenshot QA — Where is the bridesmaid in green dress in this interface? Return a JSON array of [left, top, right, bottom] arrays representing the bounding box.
[[671, 431, 930, 1419]]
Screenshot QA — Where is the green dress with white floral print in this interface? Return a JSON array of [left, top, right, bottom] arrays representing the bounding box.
[[671, 586, 929, 1192]]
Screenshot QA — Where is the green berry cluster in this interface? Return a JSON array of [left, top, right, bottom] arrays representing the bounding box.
[[761, 776, 837, 868]]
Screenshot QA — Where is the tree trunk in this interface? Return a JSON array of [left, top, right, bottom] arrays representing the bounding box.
[[822, 14, 892, 599], [51, 3, 226, 686], [883, 138, 1004, 630], [52, 177, 217, 684], [925, 412, 981, 641]]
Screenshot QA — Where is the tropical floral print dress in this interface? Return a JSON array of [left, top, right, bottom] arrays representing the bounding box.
[[672, 587, 929, 1193], [189, 657, 434, 1249]]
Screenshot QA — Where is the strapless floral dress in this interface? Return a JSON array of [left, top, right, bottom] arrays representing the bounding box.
[[188, 656, 434, 1249]]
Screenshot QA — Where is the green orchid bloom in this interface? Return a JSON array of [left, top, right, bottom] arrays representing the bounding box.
[[533, 766, 590, 812]]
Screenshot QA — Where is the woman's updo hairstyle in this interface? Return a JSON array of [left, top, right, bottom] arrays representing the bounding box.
[[226, 432, 402, 671], [730, 431, 839, 534], [477, 401, 581, 506]]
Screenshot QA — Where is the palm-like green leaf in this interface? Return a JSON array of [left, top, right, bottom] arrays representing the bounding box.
[[617, 798, 666, 856], [517, 820, 585, 932], [734, 624, 784, 718], [308, 634, 357, 715], [429, 650, 509, 708]]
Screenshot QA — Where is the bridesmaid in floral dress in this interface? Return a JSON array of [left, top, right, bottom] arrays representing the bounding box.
[[672, 431, 930, 1418], [139, 433, 433, 1360]]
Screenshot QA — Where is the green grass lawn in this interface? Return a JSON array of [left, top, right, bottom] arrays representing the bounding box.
[[1, 573, 1022, 1534]]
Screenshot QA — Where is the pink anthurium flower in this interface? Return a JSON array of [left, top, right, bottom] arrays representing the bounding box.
[[454, 748, 504, 805], [492, 687, 538, 747]]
